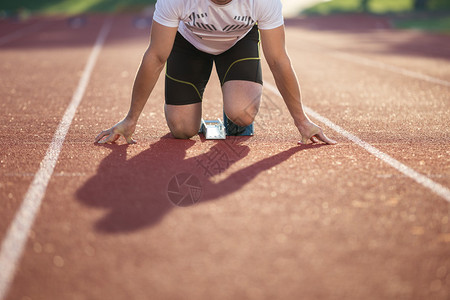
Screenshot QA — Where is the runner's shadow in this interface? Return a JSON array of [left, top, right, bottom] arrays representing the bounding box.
[[76, 134, 325, 233]]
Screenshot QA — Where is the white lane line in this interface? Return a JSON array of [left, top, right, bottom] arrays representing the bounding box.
[[330, 52, 450, 88], [0, 21, 51, 46], [0, 18, 112, 300], [264, 82, 450, 203]]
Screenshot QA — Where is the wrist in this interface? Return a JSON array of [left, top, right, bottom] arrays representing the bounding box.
[[124, 113, 139, 124], [293, 115, 310, 128]]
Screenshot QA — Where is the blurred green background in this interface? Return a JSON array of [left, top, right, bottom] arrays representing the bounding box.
[[304, 0, 450, 32], [0, 0, 157, 15], [1, 0, 448, 15], [304, 0, 450, 14], [0, 0, 449, 32]]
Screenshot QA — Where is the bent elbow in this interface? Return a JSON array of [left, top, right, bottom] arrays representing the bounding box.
[[266, 54, 292, 72], [142, 49, 168, 69]]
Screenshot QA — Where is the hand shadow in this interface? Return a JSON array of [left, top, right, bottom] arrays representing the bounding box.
[[76, 134, 326, 233]]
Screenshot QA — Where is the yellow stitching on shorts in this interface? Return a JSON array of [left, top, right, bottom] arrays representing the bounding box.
[[166, 73, 202, 100], [221, 57, 260, 85], [222, 30, 261, 85]]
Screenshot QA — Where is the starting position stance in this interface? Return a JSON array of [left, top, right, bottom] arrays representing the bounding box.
[[95, 0, 336, 145]]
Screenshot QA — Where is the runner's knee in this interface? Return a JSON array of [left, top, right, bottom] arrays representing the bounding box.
[[224, 94, 260, 126], [169, 123, 199, 139], [164, 103, 201, 139], [224, 109, 256, 127], [166, 115, 200, 139]]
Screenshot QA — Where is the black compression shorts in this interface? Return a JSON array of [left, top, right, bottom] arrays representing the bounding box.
[[165, 25, 263, 105]]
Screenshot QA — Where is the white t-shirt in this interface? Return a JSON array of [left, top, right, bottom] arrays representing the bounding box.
[[153, 0, 284, 55]]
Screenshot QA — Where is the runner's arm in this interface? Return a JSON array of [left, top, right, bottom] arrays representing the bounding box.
[[259, 25, 336, 145], [126, 21, 177, 121], [95, 21, 178, 144]]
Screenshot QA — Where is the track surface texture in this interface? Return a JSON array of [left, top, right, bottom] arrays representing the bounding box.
[[1, 13, 449, 300]]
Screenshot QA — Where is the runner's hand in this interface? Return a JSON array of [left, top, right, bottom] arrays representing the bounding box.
[[297, 119, 336, 145], [95, 118, 137, 144]]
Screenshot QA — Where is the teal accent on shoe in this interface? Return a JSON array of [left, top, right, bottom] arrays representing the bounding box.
[[223, 112, 254, 136]]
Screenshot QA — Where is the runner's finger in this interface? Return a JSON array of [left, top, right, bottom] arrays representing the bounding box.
[[315, 131, 337, 145], [311, 136, 320, 143], [111, 134, 120, 143], [299, 129, 319, 145], [95, 130, 109, 143], [125, 136, 137, 144], [98, 133, 116, 144], [299, 135, 309, 145]]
